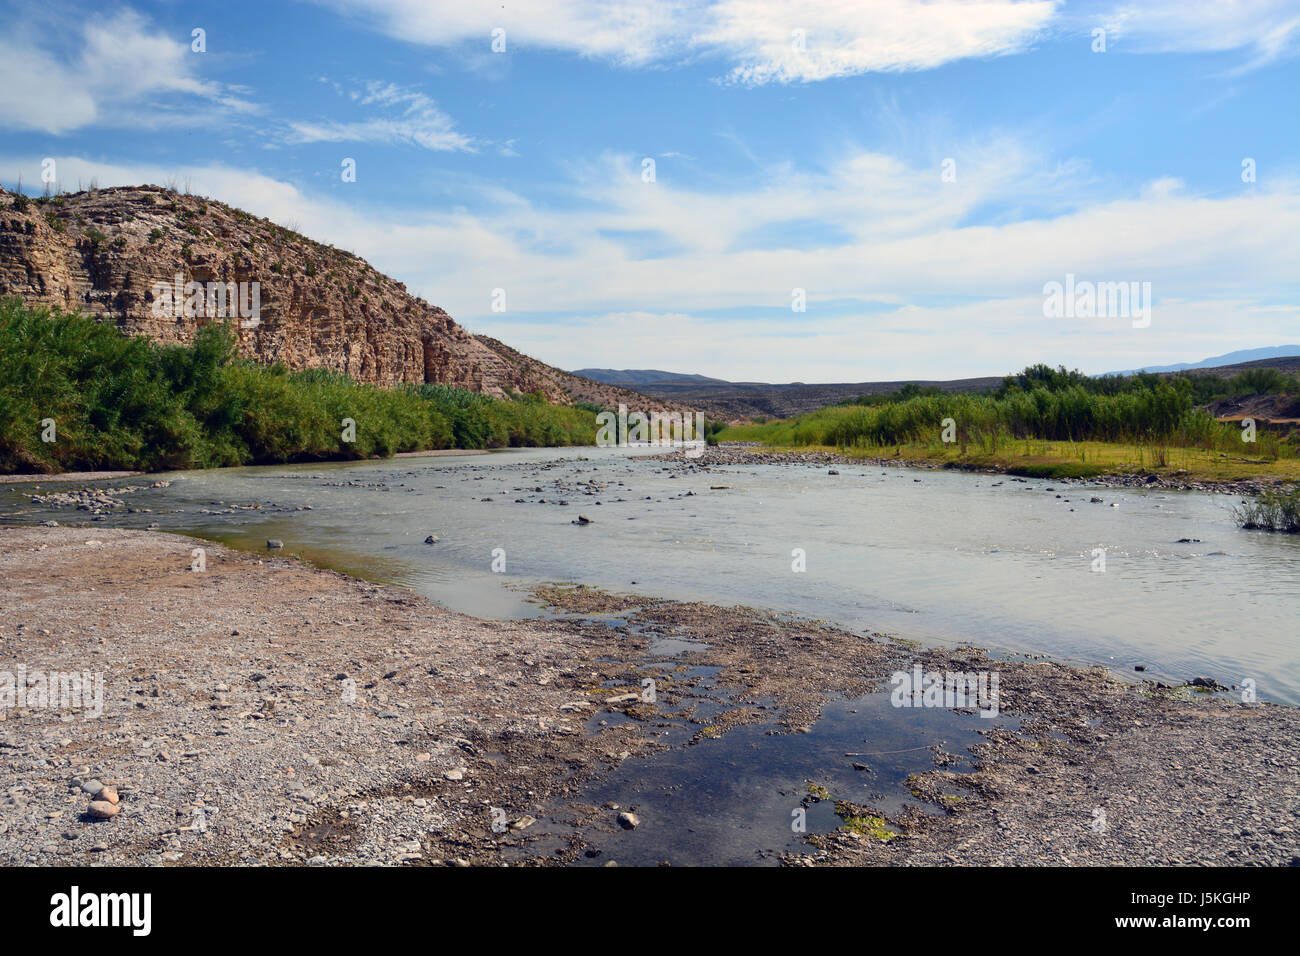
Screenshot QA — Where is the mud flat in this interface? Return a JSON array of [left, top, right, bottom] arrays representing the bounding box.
[[0, 526, 1295, 866]]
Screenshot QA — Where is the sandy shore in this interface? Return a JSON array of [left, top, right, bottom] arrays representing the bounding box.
[[0, 526, 1295, 866]]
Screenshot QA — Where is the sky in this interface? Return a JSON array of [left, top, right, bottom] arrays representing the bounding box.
[[1, 0, 1298, 382]]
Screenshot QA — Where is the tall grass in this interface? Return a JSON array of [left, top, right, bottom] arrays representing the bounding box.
[[0, 297, 599, 473], [1233, 486, 1300, 533], [723, 382, 1296, 460]]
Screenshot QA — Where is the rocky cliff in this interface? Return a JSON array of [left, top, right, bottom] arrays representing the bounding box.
[[0, 184, 666, 411]]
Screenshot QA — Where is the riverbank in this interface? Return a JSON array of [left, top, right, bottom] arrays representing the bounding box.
[[0, 448, 492, 485], [0, 470, 143, 484], [694, 441, 1298, 495], [1, 526, 1294, 866]]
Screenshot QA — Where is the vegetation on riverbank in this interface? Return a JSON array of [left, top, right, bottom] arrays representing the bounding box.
[[1234, 485, 1300, 533], [719, 363, 1300, 482], [0, 298, 602, 473]]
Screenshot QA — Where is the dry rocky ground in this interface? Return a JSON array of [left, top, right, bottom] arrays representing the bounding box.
[[0, 526, 1295, 866]]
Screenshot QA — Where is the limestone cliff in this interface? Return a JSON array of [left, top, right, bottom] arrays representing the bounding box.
[[0, 184, 665, 411]]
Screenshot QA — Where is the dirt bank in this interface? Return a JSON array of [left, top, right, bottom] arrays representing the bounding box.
[[0, 527, 1294, 866]]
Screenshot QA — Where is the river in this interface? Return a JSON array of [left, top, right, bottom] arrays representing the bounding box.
[[3, 445, 1296, 703]]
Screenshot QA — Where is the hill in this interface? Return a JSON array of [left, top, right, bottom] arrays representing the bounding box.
[[571, 368, 729, 387], [0, 184, 664, 412]]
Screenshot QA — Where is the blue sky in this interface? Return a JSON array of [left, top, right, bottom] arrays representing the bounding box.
[[2, 0, 1298, 381]]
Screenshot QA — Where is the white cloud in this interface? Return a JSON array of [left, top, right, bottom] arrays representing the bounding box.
[[700, 0, 1056, 84], [311, 0, 1300, 81], [286, 81, 474, 152], [310, 0, 696, 65], [312, 0, 1057, 80], [8, 150, 1297, 381], [0, 10, 238, 134], [482, 299, 1300, 381]]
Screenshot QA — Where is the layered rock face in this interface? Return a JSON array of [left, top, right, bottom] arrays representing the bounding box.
[[0, 184, 662, 410]]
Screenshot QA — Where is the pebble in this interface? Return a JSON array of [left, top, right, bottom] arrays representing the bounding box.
[[617, 811, 640, 830], [266, 540, 284, 549]]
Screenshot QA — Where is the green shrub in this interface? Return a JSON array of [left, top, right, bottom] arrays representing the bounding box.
[[1234, 486, 1300, 533], [0, 297, 604, 473]]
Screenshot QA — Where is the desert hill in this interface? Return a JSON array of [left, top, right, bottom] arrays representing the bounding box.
[[0, 184, 665, 411]]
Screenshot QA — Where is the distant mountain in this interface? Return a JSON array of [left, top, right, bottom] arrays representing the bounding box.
[[571, 368, 729, 387], [1105, 346, 1300, 376], [578, 370, 1001, 422]]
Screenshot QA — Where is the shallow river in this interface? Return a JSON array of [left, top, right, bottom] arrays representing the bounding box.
[[3, 445, 1297, 703]]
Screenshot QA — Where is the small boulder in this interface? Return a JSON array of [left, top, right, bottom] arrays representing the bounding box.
[[87, 801, 119, 820]]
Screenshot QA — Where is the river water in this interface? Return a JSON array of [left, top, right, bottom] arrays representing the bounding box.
[[2, 445, 1297, 703]]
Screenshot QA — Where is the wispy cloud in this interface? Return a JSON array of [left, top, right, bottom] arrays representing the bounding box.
[[286, 80, 474, 152], [1093, 0, 1300, 68]]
